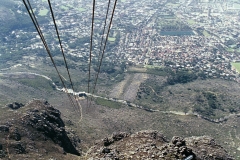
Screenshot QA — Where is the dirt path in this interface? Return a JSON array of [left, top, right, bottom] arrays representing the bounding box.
[[230, 130, 235, 147], [147, 85, 163, 98], [161, 111, 187, 115]]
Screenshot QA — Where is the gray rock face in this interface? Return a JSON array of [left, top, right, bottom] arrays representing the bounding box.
[[103, 132, 129, 146], [10, 142, 26, 154], [0, 125, 9, 132], [0, 100, 81, 159], [86, 130, 233, 160], [21, 101, 80, 156], [9, 127, 21, 141], [0, 150, 6, 158]]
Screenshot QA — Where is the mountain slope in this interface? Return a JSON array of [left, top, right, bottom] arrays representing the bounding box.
[[0, 100, 234, 159]]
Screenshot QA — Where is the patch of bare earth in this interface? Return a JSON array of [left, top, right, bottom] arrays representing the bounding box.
[[109, 73, 148, 101], [109, 74, 132, 99], [122, 73, 148, 101]]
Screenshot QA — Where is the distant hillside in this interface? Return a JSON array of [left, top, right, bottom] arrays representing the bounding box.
[[0, 0, 45, 36], [0, 0, 18, 34], [0, 0, 16, 20]]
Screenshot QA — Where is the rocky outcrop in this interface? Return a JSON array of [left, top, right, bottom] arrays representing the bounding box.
[[6, 102, 24, 110], [22, 100, 80, 155], [185, 136, 232, 160], [86, 130, 233, 160], [0, 100, 81, 159]]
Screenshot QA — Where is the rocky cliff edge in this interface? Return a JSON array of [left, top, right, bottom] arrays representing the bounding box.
[[0, 100, 81, 159]]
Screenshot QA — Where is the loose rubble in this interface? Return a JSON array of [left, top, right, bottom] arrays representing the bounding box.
[[86, 130, 233, 160]]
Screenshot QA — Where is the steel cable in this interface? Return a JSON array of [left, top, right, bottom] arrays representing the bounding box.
[[23, 0, 77, 109], [90, 0, 118, 105], [87, 0, 96, 108], [47, 0, 82, 117]]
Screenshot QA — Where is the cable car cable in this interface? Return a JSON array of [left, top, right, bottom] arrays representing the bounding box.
[[47, 0, 82, 116], [23, 0, 77, 110], [90, 0, 118, 105], [97, 0, 111, 65], [87, 0, 96, 108]]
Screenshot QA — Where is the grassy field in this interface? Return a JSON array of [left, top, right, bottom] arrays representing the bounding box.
[[145, 65, 162, 69], [232, 62, 240, 73], [234, 3, 240, 9], [16, 77, 55, 92], [187, 19, 195, 25], [108, 37, 116, 42], [226, 47, 235, 52], [166, 3, 181, 7], [39, 8, 48, 16], [127, 66, 147, 73], [61, 6, 69, 11], [203, 30, 210, 37], [67, 4, 73, 8], [78, 8, 86, 12], [95, 98, 122, 109], [127, 66, 169, 76]]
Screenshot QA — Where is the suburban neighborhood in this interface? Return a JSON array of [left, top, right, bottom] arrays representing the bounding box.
[[2, 0, 240, 82]]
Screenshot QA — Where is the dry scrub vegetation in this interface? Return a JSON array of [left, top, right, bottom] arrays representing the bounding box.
[[1, 71, 240, 158]]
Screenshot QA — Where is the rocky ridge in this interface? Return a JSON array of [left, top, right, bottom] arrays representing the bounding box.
[[86, 130, 233, 160], [0, 100, 81, 159]]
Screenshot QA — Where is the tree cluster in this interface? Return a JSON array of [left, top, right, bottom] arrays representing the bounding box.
[[167, 70, 197, 85]]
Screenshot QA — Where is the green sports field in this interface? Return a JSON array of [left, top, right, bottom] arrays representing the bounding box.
[[232, 62, 240, 73]]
